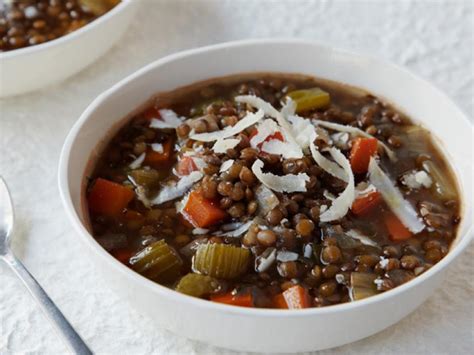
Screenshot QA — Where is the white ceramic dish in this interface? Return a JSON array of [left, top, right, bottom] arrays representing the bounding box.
[[0, 0, 139, 98], [58, 39, 473, 353]]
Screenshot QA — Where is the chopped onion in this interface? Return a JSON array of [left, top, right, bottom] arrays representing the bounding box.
[[219, 220, 254, 238], [190, 109, 264, 142], [151, 143, 164, 153], [129, 152, 145, 169], [255, 248, 276, 273], [150, 109, 184, 129], [319, 148, 355, 222], [310, 143, 348, 182], [276, 251, 299, 262], [219, 159, 234, 172], [346, 229, 378, 247], [303, 243, 313, 258], [151, 171, 203, 205], [313, 119, 397, 161], [255, 185, 280, 215], [252, 159, 309, 193], [212, 138, 240, 154], [192, 228, 209, 235], [368, 157, 425, 233]]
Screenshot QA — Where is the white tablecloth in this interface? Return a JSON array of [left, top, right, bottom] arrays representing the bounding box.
[[1, 0, 472, 354]]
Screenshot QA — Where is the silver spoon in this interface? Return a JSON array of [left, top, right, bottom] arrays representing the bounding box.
[[0, 177, 92, 355]]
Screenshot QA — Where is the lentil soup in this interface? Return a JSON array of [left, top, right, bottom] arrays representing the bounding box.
[[86, 74, 460, 309]]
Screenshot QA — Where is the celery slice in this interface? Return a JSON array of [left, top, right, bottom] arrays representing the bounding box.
[[129, 168, 162, 189], [422, 160, 457, 200], [175, 273, 220, 297], [130, 240, 182, 282], [192, 243, 250, 279], [350, 272, 378, 301], [287, 87, 330, 113]]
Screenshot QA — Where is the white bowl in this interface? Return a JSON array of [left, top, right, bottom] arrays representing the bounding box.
[[0, 0, 139, 98], [58, 39, 473, 353]]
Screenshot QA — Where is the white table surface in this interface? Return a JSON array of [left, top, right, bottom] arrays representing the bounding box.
[[1, 0, 473, 354]]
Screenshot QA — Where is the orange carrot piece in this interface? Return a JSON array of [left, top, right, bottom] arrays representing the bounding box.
[[385, 213, 412, 241], [144, 140, 173, 168], [273, 293, 289, 309], [112, 248, 134, 265], [211, 293, 253, 307], [249, 129, 284, 148], [282, 285, 310, 309], [183, 191, 227, 228], [143, 107, 161, 121], [350, 137, 379, 174], [351, 191, 382, 215], [176, 156, 198, 176], [88, 178, 134, 216]]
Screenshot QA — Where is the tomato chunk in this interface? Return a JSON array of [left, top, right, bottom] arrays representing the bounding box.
[[183, 191, 227, 228], [88, 178, 134, 216], [350, 137, 379, 174]]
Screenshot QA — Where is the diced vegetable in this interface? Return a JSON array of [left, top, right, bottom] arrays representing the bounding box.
[[402, 126, 430, 152], [210, 292, 253, 307], [351, 191, 381, 215], [385, 213, 412, 241], [422, 160, 457, 200], [129, 168, 162, 189], [130, 240, 182, 282], [282, 285, 310, 309], [350, 137, 379, 174], [287, 87, 330, 113], [175, 273, 220, 297], [144, 140, 173, 168], [272, 293, 289, 309], [176, 156, 198, 176], [193, 243, 250, 279], [88, 178, 134, 216], [183, 191, 227, 228], [350, 272, 378, 301]]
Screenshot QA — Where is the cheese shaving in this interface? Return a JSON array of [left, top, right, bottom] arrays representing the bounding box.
[[287, 114, 317, 149], [319, 148, 355, 222], [346, 229, 378, 247], [150, 109, 184, 129], [261, 139, 303, 159], [190, 109, 264, 142], [401, 170, 433, 189], [255, 185, 279, 215], [192, 228, 209, 235], [129, 152, 145, 169], [313, 119, 397, 161], [250, 119, 280, 148], [255, 248, 276, 273], [151, 171, 203, 205], [368, 157, 425, 233], [251, 159, 309, 193], [219, 220, 254, 238], [276, 251, 299, 262], [310, 143, 348, 182], [220, 159, 234, 172], [212, 138, 240, 153], [151, 143, 164, 153]]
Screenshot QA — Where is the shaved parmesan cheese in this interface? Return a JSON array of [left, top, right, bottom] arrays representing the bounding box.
[[276, 251, 299, 262], [346, 229, 378, 247], [401, 170, 433, 189], [193, 228, 209, 235], [280, 98, 297, 117], [250, 119, 280, 148], [287, 114, 317, 149], [368, 157, 425, 233], [310, 143, 348, 182], [220, 159, 234, 172], [261, 139, 303, 159], [192, 157, 207, 171], [219, 220, 254, 238], [320, 148, 355, 222], [331, 132, 350, 149], [313, 119, 397, 162], [252, 159, 309, 193], [355, 182, 377, 197], [255, 248, 276, 273], [129, 152, 145, 169], [323, 190, 336, 201], [190, 109, 264, 142], [303, 244, 313, 258], [151, 143, 163, 153], [150, 109, 184, 129], [379, 256, 389, 268], [213, 138, 240, 153], [255, 185, 279, 215], [151, 171, 203, 205], [320, 205, 328, 213]]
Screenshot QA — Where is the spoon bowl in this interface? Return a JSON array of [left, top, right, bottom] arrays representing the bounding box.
[[0, 177, 14, 255]]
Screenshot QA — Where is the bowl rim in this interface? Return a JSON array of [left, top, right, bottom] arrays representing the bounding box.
[[58, 38, 473, 317], [0, 0, 135, 59]]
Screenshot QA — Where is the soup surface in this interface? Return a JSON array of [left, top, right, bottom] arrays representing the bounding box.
[[0, 0, 119, 52], [86, 74, 460, 309]]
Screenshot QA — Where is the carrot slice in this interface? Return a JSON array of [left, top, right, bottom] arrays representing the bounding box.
[[210, 292, 253, 307], [176, 156, 198, 176], [144, 140, 173, 168], [249, 129, 284, 148], [183, 191, 227, 228], [385, 213, 412, 241], [350, 137, 379, 174], [282, 285, 310, 309], [88, 178, 134, 216], [273, 293, 289, 309], [351, 191, 382, 215]]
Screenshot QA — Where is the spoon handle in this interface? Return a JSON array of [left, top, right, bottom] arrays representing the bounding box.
[[3, 252, 93, 355]]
